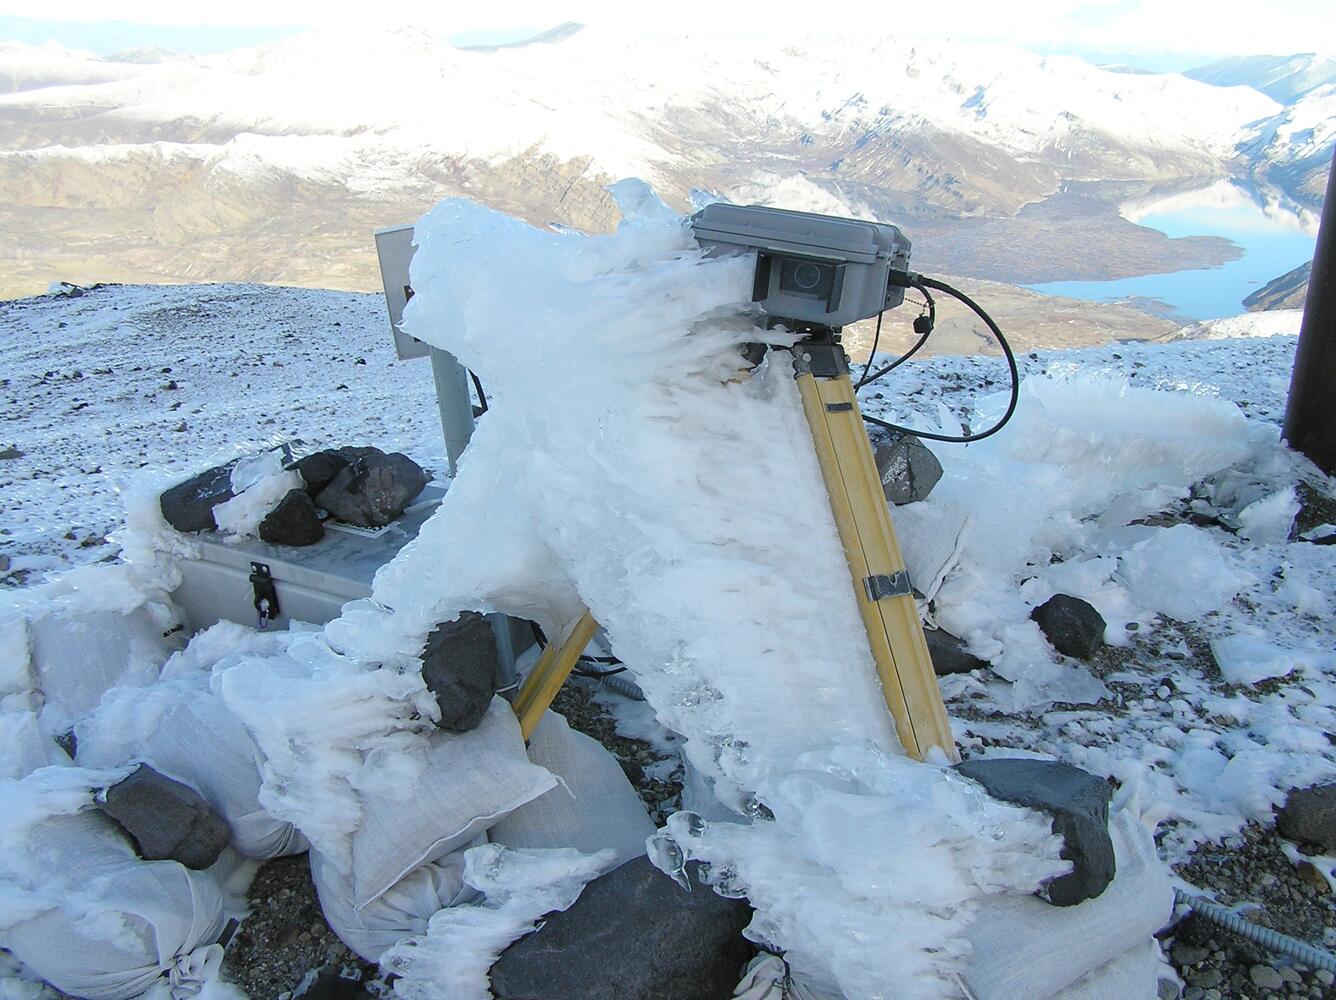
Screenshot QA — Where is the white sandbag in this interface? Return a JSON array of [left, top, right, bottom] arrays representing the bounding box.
[[488, 711, 655, 867], [0, 798, 228, 1000], [350, 697, 558, 908], [77, 683, 306, 859], [312, 845, 480, 963], [1050, 941, 1168, 1000], [26, 606, 173, 728], [959, 808, 1174, 1000], [0, 711, 70, 780], [732, 953, 833, 1000]]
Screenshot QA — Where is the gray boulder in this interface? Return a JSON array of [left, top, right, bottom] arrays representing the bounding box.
[[955, 758, 1115, 906], [259, 488, 325, 547], [489, 857, 752, 1000], [873, 432, 943, 505], [315, 451, 428, 527], [159, 460, 236, 533], [1031, 594, 1106, 660], [1276, 783, 1336, 851], [99, 764, 231, 870], [925, 628, 988, 675], [420, 613, 499, 733]]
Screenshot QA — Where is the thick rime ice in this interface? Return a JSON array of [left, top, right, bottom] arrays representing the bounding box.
[[897, 377, 1265, 709], [382, 845, 616, 1000], [322, 183, 1065, 998], [212, 451, 303, 538]]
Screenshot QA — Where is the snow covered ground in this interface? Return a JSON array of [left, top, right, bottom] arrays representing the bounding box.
[[2, 210, 1334, 997]]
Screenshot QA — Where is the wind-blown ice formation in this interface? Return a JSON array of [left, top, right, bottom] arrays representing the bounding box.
[[302, 182, 1064, 998]]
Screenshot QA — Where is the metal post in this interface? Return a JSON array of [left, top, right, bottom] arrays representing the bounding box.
[[1283, 149, 1336, 476], [429, 346, 476, 477]]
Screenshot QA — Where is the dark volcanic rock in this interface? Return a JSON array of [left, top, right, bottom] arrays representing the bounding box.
[[1031, 593, 1106, 660], [314, 451, 427, 527], [955, 758, 1115, 906], [259, 488, 325, 546], [293, 449, 354, 495], [1276, 783, 1336, 851], [489, 857, 752, 1000], [100, 763, 231, 869], [159, 460, 236, 533], [420, 612, 499, 732], [873, 432, 943, 505], [925, 628, 988, 675]]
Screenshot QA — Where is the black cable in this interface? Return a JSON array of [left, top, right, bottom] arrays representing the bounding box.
[[856, 309, 884, 389], [469, 371, 488, 413], [528, 621, 627, 677], [858, 273, 1020, 444], [857, 283, 937, 388]]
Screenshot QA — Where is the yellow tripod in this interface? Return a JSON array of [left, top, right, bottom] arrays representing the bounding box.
[[512, 336, 954, 761]]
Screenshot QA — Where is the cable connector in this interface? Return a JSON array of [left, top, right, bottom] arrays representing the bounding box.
[[887, 269, 924, 289]]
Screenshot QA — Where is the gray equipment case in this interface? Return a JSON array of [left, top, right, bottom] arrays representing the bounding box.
[[173, 484, 526, 682], [690, 203, 912, 329]]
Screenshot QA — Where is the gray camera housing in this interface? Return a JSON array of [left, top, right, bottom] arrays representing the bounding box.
[[690, 203, 912, 330]]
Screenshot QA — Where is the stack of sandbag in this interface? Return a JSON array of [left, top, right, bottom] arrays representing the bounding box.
[[313, 707, 656, 965], [76, 677, 306, 859], [0, 718, 235, 1000]]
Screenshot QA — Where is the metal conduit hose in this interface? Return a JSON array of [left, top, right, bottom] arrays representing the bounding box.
[[1174, 888, 1336, 974]]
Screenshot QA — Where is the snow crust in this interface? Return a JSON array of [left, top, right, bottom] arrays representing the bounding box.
[[1164, 308, 1304, 341]]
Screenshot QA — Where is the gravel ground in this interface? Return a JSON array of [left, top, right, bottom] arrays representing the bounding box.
[[220, 855, 377, 1000], [1166, 823, 1336, 1000]]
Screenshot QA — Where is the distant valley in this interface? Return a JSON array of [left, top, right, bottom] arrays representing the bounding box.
[[0, 26, 1330, 347]]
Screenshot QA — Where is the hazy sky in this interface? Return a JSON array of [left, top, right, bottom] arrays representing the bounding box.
[[2, 0, 1334, 67]]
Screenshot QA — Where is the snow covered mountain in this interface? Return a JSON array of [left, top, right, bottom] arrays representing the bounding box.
[[1186, 52, 1336, 104], [1239, 83, 1336, 205], [0, 25, 1301, 298]]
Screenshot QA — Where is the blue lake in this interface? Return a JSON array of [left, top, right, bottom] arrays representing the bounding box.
[[1029, 184, 1318, 320]]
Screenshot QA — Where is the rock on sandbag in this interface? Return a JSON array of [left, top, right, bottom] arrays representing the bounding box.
[[1031, 594, 1106, 661], [99, 763, 231, 870], [350, 698, 557, 908], [489, 857, 752, 1000], [959, 809, 1173, 1000], [259, 488, 325, 546], [873, 432, 943, 506], [925, 628, 988, 676], [77, 684, 306, 860], [420, 613, 499, 733], [955, 758, 1115, 907], [315, 451, 428, 527], [0, 803, 229, 1000], [1276, 783, 1336, 851], [159, 460, 237, 533]]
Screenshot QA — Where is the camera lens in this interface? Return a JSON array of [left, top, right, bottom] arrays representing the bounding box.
[[778, 258, 835, 300], [792, 262, 822, 290]]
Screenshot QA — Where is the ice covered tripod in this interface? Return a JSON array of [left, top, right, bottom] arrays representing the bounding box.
[[516, 205, 1020, 761]]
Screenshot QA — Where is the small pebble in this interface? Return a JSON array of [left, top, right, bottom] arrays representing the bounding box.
[[1250, 964, 1283, 991]]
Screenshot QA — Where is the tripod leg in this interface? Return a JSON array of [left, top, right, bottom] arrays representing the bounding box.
[[795, 364, 955, 762], [512, 608, 600, 740]]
